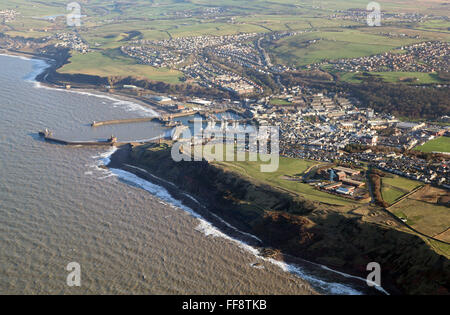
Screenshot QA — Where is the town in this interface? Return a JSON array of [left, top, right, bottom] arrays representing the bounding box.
[[120, 31, 299, 95], [124, 83, 449, 192], [325, 41, 449, 73]]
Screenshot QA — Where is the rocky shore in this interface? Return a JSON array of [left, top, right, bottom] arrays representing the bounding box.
[[108, 143, 450, 295]]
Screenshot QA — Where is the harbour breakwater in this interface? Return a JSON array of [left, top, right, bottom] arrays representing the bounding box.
[[91, 117, 167, 128], [39, 130, 119, 146]]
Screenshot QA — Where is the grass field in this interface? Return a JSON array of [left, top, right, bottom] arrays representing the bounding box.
[[390, 198, 450, 239], [209, 148, 358, 206], [269, 28, 423, 67], [381, 175, 423, 204], [381, 175, 423, 205], [58, 51, 184, 84], [270, 98, 292, 106], [414, 137, 450, 154]]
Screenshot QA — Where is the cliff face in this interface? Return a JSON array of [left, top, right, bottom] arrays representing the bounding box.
[[115, 144, 449, 295]]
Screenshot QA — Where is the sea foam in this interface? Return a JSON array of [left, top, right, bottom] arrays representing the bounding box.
[[90, 149, 386, 295], [20, 56, 159, 117]]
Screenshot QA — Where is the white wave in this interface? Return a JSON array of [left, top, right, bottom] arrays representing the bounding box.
[[122, 164, 259, 243], [92, 146, 118, 166], [87, 147, 119, 174], [91, 139, 389, 296], [184, 192, 263, 243], [14, 55, 160, 117], [105, 169, 367, 294], [66, 91, 159, 117], [266, 258, 362, 295], [98, 173, 118, 180], [124, 164, 177, 188], [24, 59, 51, 82], [320, 265, 389, 295], [0, 53, 33, 61]]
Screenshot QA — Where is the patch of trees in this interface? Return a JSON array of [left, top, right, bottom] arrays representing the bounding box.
[[368, 170, 389, 208], [280, 70, 334, 85], [344, 82, 450, 119]]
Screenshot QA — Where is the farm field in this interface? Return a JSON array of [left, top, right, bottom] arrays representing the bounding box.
[[381, 175, 423, 205], [268, 28, 425, 67], [390, 198, 450, 241], [387, 184, 449, 242]]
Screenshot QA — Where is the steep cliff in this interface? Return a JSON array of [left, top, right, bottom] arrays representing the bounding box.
[[109, 143, 450, 295]]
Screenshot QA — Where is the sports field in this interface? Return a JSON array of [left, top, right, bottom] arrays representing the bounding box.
[[414, 137, 450, 154]]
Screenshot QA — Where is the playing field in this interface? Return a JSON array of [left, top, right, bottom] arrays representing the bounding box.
[[415, 137, 450, 154], [270, 98, 292, 106]]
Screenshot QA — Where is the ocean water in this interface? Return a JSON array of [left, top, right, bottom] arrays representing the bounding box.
[[0, 54, 383, 295]]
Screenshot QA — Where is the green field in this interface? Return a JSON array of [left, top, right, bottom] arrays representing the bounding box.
[[270, 98, 292, 106], [210, 150, 358, 206], [2, 0, 449, 84], [415, 137, 450, 154], [58, 51, 184, 84], [381, 175, 422, 205], [390, 199, 450, 238], [381, 175, 422, 204], [269, 28, 424, 67]]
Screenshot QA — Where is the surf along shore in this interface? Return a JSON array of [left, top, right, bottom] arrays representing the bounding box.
[[0, 48, 168, 117], [5, 48, 448, 295], [107, 142, 450, 295]]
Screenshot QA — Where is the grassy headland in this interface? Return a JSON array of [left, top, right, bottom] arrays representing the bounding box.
[[107, 141, 450, 295]]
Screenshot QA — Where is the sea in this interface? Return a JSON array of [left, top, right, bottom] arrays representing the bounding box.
[[0, 54, 386, 295]]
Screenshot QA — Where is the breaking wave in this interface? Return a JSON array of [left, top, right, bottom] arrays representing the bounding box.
[[91, 148, 390, 295], [20, 55, 159, 117]]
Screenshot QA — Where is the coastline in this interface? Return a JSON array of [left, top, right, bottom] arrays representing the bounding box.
[[0, 49, 167, 118], [106, 142, 450, 295], [6, 48, 446, 295], [107, 144, 389, 295]]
